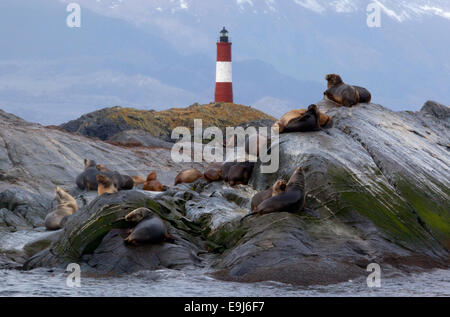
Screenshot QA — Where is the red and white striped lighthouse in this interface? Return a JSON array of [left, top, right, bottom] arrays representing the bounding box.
[[215, 27, 233, 103]]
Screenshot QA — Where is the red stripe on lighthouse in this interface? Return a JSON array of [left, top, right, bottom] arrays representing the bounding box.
[[217, 42, 232, 62], [215, 41, 233, 103], [215, 82, 233, 104]]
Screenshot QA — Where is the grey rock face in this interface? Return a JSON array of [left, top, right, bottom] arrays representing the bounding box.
[[0, 109, 201, 229], [1, 101, 449, 285], [420, 100, 450, 121], [109, 129, 174, 148], [210, 100, 449, 285]]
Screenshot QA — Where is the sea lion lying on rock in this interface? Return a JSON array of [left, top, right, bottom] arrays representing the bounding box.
[[45, 187, 78, 230], [76, 159, 134, 191], [324, 74, 371, 107], [174, 169, 203, 185], [131, 176, 146, 185], [204, 163, 223, 183], [251, 179, 287, 211], [97, 174, 118, 196], [241, 166, 306, 221], [273, 107, 332, 134], [227, 162, 255, 186], [281, 104, 322, 133], [142, 172, 167, 192], [124, 208, 176, 246], [76, 159, 100, 190]]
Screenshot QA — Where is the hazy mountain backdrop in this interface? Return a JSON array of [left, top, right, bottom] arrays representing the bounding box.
[[0, 0, 449, 124]]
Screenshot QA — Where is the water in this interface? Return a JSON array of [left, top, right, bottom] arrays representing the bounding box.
[[0, 267, 449, 297], [1, 229, 449, 297]]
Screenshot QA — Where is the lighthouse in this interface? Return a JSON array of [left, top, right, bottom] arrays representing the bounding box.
[[215, 27, 233, 103]]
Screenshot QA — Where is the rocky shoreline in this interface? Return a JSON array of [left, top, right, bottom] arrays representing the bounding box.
[[0, 100, 449, 286]]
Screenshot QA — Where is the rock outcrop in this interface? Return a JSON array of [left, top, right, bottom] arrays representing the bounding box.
[[60, 103, 276, 142], [1, 100, 449, 286], [0, 109, 202, 230]]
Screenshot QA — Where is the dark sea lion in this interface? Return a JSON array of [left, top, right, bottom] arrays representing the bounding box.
[[204, 163, 223, 183], [354, 86, 372, 103], [221, 162, 236, 182], [282, 104, 321, 133], [174, 169, 203, 185], [228, 162, 255, 186], [115, 173, 134, 190], [45, 187, 78, 230], [250, 179, 287, 211], [124, 208, 175, 246], [76, 159, 99, 190], [242, 166, 306, 221], [324, 74, 371, 107], [273, 108, 332, 133]]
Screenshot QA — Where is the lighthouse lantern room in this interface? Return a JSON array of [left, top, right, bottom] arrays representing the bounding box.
[[215, 27, 233, 103]]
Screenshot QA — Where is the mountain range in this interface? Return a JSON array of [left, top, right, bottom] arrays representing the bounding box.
[[0, 0, 449, 124]]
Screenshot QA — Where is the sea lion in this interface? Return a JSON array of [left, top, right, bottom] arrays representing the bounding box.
[[45, 187, 78, 230], [282, 104, 321, 133], [124, 208, 175, 245], [96, 164, 111, 172], [354, 85, 372, 104], [324, 74, 371, 107], [204, 163, 223, 183], [97, 174, 118, 196], [174, 169, 203, 185], [75, 159, 99, 190], [250, 179, 287, 211], [143, 180, 167, 192], [241, 166, 306, 221], [228, 162, 255, 186], [273, 108, 332, 133], [132, 176, 146, 185], [221, 162, 236, 182], [146, 172, 157, 182], [114, 173, 134, 190]]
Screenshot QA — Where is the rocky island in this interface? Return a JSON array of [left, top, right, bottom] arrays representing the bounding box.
[[0, 100, 448, 287]]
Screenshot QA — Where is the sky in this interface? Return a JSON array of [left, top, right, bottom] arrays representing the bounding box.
[[0, 0, 449, 124]]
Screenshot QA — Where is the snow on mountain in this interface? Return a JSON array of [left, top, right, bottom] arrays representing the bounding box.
[[64, 0, 450, 22]]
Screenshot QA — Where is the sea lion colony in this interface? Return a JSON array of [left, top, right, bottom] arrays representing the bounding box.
[[45, 74, 371, 247]]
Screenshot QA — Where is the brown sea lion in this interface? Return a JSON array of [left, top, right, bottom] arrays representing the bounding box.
[[273, 108, 332, 133], [228, 162, 255, 186], [45, 187, 78, 230], [204, 164, 223, 183], [143, 180, 167, 192], [146, 172, 157, 182], [132, 176, 146, 185], [174, 169, 203, 185], [76, 159, 99, 190], [124, 208, 175, 246], [96, 164, 111, 172], [241, 166, 306, 221], [324, 74, 371, 107], [97, 174, 118, 196], [282, 104, 321, 133], [250, 179, 287, 211]]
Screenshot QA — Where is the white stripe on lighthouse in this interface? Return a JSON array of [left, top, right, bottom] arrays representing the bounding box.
[[216, 62, 232, 83]]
